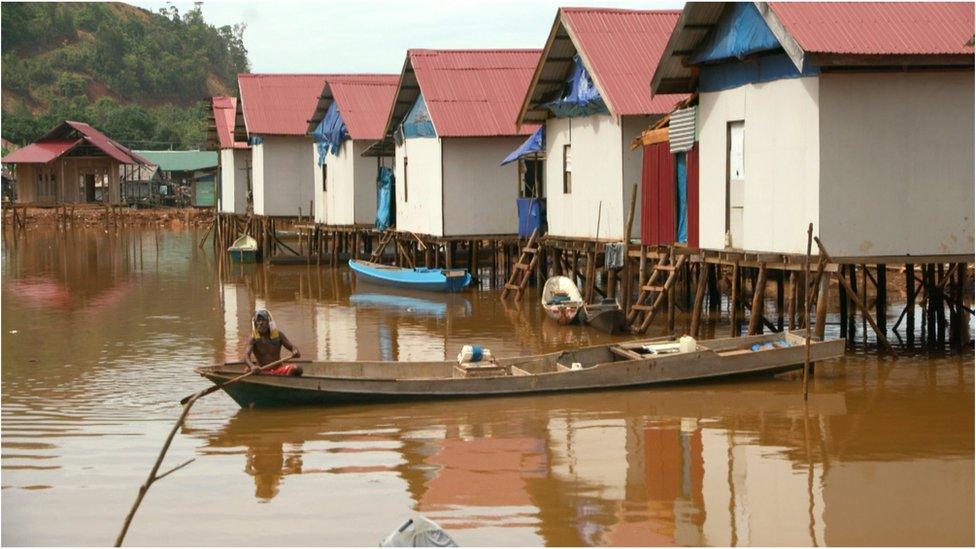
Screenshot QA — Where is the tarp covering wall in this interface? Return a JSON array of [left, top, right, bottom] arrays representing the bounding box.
[[544, 55, 609, 118], [516, 197, 543, 238], [689, 2, 781, 65], [675, 153, 687, 243], [312, 101, 348, 166], [401, 93, 436, 138], [375, 166, 395, 229], [501, 126, 544, 165], [698, 52, 819, 92]]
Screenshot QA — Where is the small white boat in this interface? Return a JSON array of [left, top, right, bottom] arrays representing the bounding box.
[[541, 276, 583, 325]]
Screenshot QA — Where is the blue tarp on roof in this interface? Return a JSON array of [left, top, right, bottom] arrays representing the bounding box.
[[689, 2, 782, 65], [544, 55, 609, 118], [401, 93, 436, 138], [311, 101, 347, 166], [699, 52, 819, 92], [501, 126, 544, 166]]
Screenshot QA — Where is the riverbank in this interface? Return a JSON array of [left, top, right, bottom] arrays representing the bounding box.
[[2, 205, 213, 228]]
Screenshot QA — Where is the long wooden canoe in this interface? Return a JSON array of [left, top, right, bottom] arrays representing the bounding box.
[[197, 332, 844, 408], [349, 259, 471, 292]]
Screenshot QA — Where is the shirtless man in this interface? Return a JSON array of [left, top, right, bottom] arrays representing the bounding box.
[[244, 310, 303, 376]]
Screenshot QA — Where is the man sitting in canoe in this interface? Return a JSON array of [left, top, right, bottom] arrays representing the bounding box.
[[245, 310, 303, 376]]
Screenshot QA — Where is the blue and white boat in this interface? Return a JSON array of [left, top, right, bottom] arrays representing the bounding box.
[[348, 259, 471, 293]]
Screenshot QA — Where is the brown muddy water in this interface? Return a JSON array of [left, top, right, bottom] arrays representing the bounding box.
[[2, 227, 973, 546]]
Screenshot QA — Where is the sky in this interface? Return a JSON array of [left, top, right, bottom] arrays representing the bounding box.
[[130, 0, 683, 74]]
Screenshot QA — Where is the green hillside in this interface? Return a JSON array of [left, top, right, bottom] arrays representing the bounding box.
[[1, 2, 249, 149]]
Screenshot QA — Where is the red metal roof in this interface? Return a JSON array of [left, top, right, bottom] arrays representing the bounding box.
[[211, 96, 248, 149], [238, 74, 329, 136], [2, 121, 148, 165], [1, 140, 81, 164], [410, 49, 542, 137], [326, 75, 400, 140], [562, 8, 687, 115], [770, 2, 975, 55]]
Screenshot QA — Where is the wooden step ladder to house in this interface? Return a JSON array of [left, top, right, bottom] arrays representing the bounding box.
[[369, 230, 395, 263], [501, 229, 541, 301], [627, 248, 687, 333]]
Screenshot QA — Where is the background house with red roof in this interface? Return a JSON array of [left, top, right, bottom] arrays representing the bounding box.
[[652, 2, 974, 258], [382, 49, 541, 238], [207, 96, 251, 215], [238, 74, 327, 217], [0, 121, 150, 205], [306, 74, 399, 227], [518, 8, 685, 242]]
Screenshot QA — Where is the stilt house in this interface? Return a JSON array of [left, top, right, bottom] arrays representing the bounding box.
[[0, 121, 150, 205], [238, 74, 328, 218], [380, 49, 541, 238], [207, 96, 251, 214], [517, 8, 686, 242], [651, 2, 975, 258], [305, 75, 399, 228]]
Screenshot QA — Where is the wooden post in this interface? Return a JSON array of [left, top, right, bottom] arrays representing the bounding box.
[[803, 223, 813, 400], [748, 262, 768, 335], [814, 273, 830, 340], [690, 263, 708, 337], [936, 264, 946, 345], [925, 265, 935, 346], [847, 265, 858, 342], [707, 263, 720, 312], [815, 237, 895, 354], [860, 264, 868, 345], [776, 271, 785, 332], [905, 263, 916, 346], [875, 264, 887, 336], [730, 261, 740, 337], [666, 272, 676, 335]]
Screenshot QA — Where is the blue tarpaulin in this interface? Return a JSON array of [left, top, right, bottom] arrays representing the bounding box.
[[544, 55, 608, 118], [375, 166, 395, 230], [690, 2, 782, 65], [501, 126, 544, 166], [402, 93, 436, 138], [699, 52, 819, 92], [675, 153, 687, 244], [517, 197, 542, 238], [312, 101, 347, 166]]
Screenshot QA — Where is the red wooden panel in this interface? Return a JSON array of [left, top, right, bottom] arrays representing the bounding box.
[[640, 141, 675, 246], [686, 144, 700, 249]]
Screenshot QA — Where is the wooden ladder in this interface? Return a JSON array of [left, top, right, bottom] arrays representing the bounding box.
[[501, 229, 541, 301], [369, 230, 395, 263], [627, 248, 687, 333]]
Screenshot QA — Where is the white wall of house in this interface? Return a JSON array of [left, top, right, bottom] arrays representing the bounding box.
[[441, 137, 521, 236], [313, 140, 380, 226], [818, 71, 974, 257], [621, 115, 657, 240], [219, 148, 250, 214], [698, 76, 821, 253], [544, 114, 627, 240], [394, 137, 443, 236], [252, 135, 315, 217]]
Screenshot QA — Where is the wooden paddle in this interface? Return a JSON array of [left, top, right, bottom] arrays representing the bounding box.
[[179, 352, 295, 405]]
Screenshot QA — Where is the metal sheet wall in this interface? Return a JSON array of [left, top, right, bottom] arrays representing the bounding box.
[[641, 141, 700, 247]]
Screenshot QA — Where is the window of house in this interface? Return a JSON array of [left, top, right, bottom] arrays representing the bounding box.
[[403, 157, 409, 202], [321, 163, 327, 192], [562, 145, 572, 194]]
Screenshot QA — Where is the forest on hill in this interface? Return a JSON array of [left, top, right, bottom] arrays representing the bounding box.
[[1, 2, 249, 150]]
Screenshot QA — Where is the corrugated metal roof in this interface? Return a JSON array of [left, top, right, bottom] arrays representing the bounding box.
[[306, 75, 399, 140], [562, 8, 687, 115], [393, 49, 541, 137], [210, 96, 248, 149], [134, 150, 218, 172], [1, 140, 81, 164], [3, 121, 149, 165], [238, 74, 329, 136], [770, 2, 975, 55]]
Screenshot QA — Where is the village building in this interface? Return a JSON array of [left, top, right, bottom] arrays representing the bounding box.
[[0, 121, 150, 205], [238, 74, 327, 218], [207, 96, 251, 215], [133, 150, 219, 208], [305, 74, 399, 228], [380, 49, 541, 239], [517, 8, 686, 242], [650, 1, 974, 259]]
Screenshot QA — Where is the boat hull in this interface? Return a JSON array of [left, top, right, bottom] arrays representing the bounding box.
[[198, 333, 845, 409], [229, 249, 258, 263], [349, 259, 471, 292], [544, 304, 580, 325], [583, 304, 626, 334]]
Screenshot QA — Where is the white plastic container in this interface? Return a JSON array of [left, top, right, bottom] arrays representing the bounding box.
[[678, 335, 697, 353]]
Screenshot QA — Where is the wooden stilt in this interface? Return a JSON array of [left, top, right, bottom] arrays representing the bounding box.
[[748, 262, 768, 335], [776, 271, 785, 332], [905, 263, 916, 346], [875, 265, 887, 335], [690, 263, 708, 337], [730, 261, 740, 337], [814, 274, 830, 340]]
